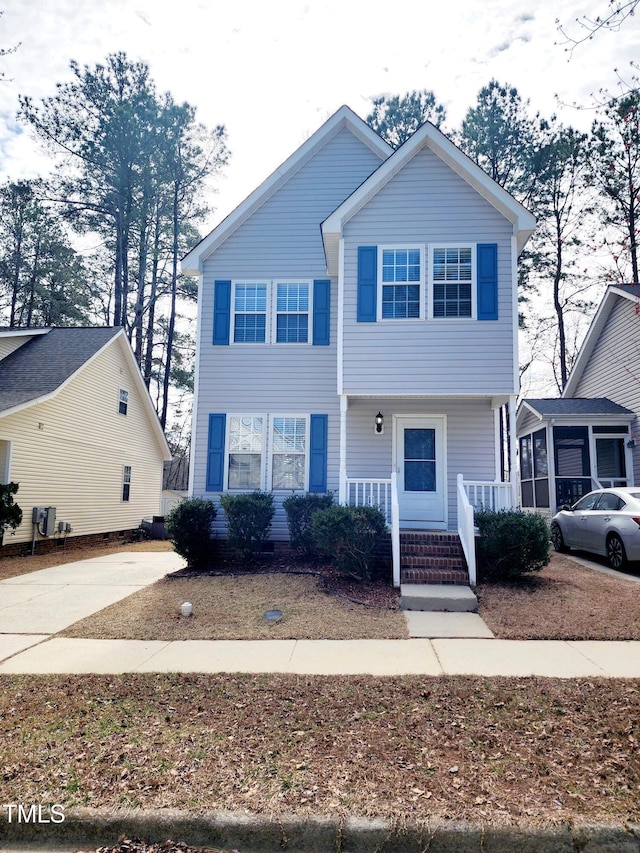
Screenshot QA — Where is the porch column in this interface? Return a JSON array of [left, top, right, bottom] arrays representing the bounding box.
[[338, 395, 348, 504], [509, 394, 518, 507]]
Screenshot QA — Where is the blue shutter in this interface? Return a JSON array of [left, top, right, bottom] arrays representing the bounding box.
[[312, 279, 330, 345], [357, 246, 377, 322], [309, 414, 328, 493], [206, 414, 226, 491], [213, 280, 231, 344], [477, 244, 498, 320]]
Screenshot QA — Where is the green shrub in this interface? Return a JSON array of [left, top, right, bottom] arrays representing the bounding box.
[[474, 509, 550, 581], [0, 482, 22, 537], [311, 503, 387, 581], [219, 491, 275, 558], [283, 492, 335, 556], [165, 498, 217, 570]]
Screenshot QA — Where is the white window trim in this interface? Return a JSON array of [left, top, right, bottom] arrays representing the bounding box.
[[224, 413, 267, 491], [118, 388, 129, 415], [223, 414, 311, 492], [270, 280, 312, 345], [122, 465, 132, 502], [230, 281, 269, 345], [428, 243, 477, 321], [230, 279, 313, 345], [377, 245, 425, 321], [268, 414, 310, 492]]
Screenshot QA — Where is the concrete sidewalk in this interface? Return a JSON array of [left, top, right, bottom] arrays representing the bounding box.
[[2, 550, 640, 678]]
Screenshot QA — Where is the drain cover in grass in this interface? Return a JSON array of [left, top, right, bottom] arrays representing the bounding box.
[[263, 609, 283, 622]]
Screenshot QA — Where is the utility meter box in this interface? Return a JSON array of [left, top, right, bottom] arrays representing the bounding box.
[[43, 507, 57, 536]]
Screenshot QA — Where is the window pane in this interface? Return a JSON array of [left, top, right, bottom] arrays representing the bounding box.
[[596, 438, 626, 479], [228, 454, 261, 489], [533, 429, 548, 477], [405, 461, 436, 492], [276, 314, 308, 343], [272, 454, 305, 489], [520, 435, 533, 480], [554, 426, 590, 477], [405, 428, 435, 461], [272, 417, 306, 452], [382, 284, 420, 318], [229, 417, 263, 452], [382, 248, 421, 285], [234, 314, 266, 343]]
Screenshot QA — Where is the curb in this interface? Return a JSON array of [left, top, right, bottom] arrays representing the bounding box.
[[1, 810, 640, 853]]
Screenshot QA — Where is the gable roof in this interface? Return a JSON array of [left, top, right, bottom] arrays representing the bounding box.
[[321, 120, 537, 276], [0, 327, 171, 457], [563, 284, 640, 397], [181, 105, 393, 275]]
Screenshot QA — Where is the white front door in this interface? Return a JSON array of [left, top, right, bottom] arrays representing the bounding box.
[[395, 416, 446, 528]]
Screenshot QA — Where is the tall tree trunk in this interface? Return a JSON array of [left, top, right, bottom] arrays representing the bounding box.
[[160, 182, 179, 429]]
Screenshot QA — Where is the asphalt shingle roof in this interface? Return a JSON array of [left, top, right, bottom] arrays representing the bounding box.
[[524, 397, 634, 416], [0, 327, 121, 415]]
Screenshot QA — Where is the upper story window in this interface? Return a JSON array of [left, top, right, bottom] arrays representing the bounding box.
[[276, 282, 309, 343], [231, 280, 312, 344], [430, 246, 474, 319], [379, 247, 423, 319], [233, 283, 267, 343], [118, 388, 129, 415]]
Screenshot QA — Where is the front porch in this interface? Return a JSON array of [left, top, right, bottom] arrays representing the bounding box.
[[337, 395, 517, 589], [345, 473, 513, 589]]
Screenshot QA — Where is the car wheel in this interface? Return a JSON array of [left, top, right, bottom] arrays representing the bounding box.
[[551, 522, 569, 553], [607, 534, 627, 570]]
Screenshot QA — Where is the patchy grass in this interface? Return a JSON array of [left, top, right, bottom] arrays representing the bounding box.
[[0, 673, 638, 827], [477, 552, 640, 640], [61, 571, 407, 641]]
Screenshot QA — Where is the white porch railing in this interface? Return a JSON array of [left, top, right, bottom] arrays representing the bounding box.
[[457, 474, 477, 588], [345, 474, 514, 590], [464, 480, 513, 512], [345, 478, 392, 524]]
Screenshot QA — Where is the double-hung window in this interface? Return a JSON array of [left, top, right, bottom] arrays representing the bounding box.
[[225, 415, 309, 491], [430, 246, 474, 318], [231, 280, 311, 343], [271, 416, 307, 489], [233, 283, 268, 343], [227, 416, 264, 489], [380, 247, 423, 319], [275, 282, 309, 343], [122, 465, 132, 502]]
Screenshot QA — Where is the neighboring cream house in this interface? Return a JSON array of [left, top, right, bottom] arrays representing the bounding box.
[[0, 326, 171, 550]]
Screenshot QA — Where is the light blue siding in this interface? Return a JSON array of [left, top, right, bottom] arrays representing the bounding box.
[[192, 127, 384, 538], [345, 397, 497, 529], [342, 147, 516, 396]]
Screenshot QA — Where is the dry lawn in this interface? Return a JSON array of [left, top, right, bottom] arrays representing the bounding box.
[[62, 571, 408, 641], [477, 552, 640, 640], [1, 673, 639, 827]]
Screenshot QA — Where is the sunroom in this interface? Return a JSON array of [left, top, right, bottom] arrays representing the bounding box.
[[516, 398, 635, 515]]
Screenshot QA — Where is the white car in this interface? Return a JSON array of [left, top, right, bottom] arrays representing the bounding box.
[[550, 487, 640, 570]]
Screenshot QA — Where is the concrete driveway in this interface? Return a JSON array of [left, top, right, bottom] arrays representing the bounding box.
[[0, 550, 184, 660]]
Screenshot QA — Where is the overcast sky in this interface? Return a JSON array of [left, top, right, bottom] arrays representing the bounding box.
[[0, 0, 637, 231]]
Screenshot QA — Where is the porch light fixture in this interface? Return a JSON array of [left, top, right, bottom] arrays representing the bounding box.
[[375, 412, 384, 435], [628, 439, 636, 448]]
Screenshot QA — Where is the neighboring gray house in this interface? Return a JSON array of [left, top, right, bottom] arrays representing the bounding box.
[[517, 284, 640, 514], [183, 105, 536, 587]]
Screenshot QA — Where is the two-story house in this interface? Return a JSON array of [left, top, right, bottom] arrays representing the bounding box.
[[182, 106, 536, 591]]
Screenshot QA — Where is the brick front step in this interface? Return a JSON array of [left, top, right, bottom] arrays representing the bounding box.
[[398, 530, 468, 585], [401, 567, 469, 585]]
